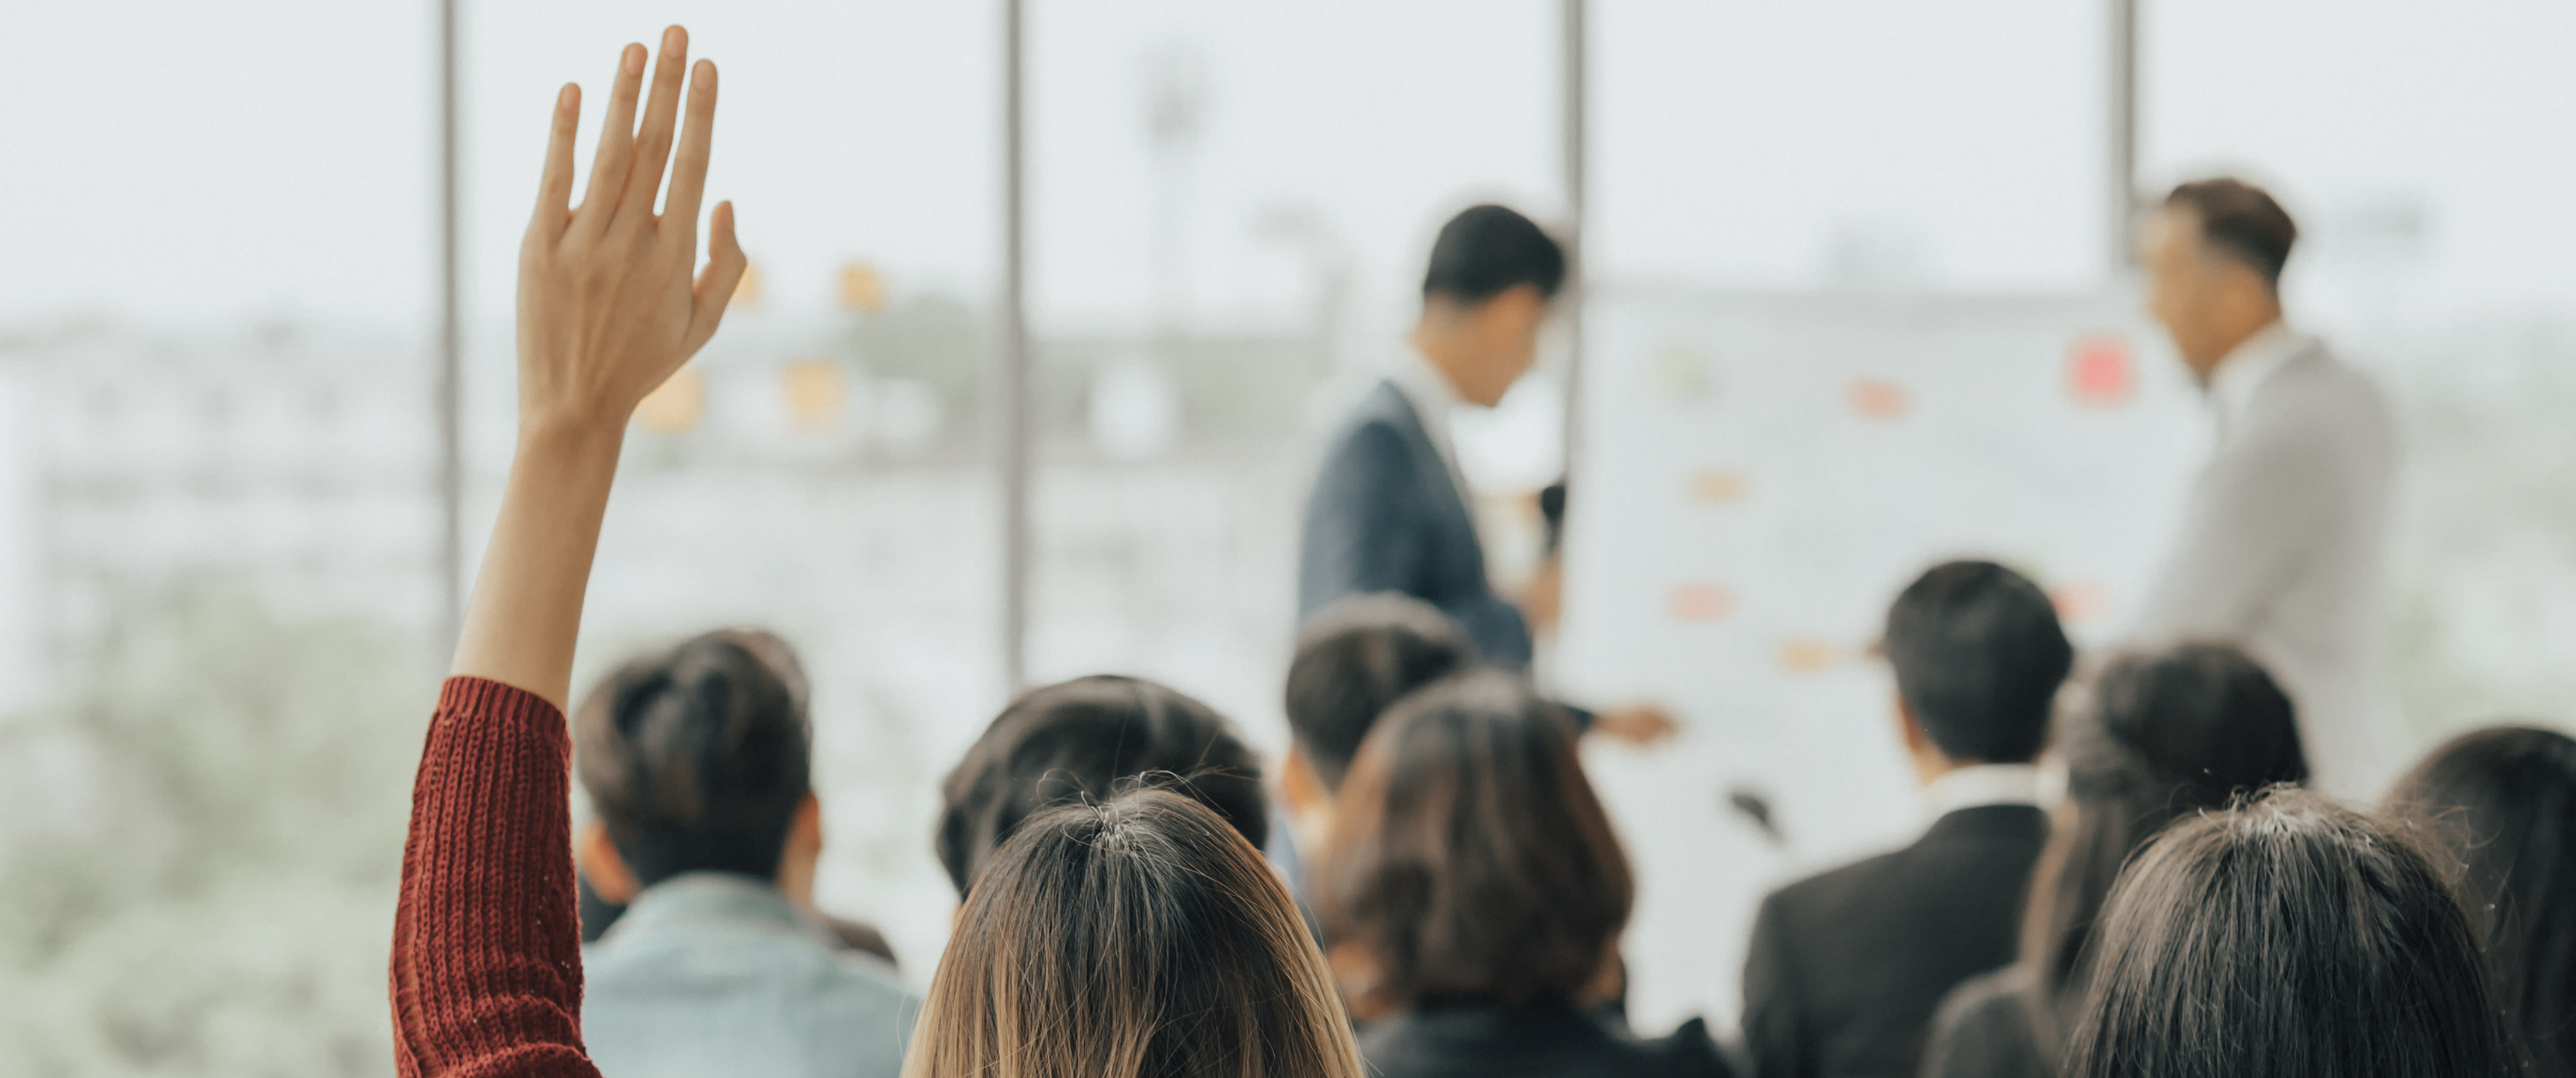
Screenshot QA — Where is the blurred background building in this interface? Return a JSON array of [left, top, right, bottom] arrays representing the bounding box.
[[7, 1, 2576, 1073]]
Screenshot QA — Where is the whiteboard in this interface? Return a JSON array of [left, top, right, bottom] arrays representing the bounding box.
[[1557, 287, 2208, 1035]]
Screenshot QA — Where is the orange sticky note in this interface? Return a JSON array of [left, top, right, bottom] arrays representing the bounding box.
[[1848, 378, 1910, 421], [1671, 583, 1735, 622], [1689, 469, 1749, 504]]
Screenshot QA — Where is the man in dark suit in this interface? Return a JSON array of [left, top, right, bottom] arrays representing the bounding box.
[[1298, 204, 1559, 670], [1739, 561, 2072, 1078]]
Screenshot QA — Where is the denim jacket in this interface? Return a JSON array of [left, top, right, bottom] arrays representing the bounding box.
[[581, 872, 918, 1078]]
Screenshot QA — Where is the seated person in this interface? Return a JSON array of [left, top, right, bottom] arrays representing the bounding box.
[[571, 628, 913, 1078], [2387, 725, 2576, 1078], [908, 788, 1366, 1077], [1739, 560, 2072, 1078], [2063, 788, 2507, 1078], [1276, 593, 1479, 873], [1922, 641, 2309, 1078], [1313, 670, 1729, 1078], [935, 674, 1265, 898]]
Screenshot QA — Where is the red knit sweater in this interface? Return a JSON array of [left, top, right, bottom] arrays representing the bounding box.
[[389, 676, 600, 1078]]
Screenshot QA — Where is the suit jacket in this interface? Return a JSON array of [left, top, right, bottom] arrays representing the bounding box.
[[1359, 999, 1733, 1078], [1919, 967, 2051, 1078], [1298, 379, 1532, 670], [2132, 342, 2398, 796], [1739, 805, 2048, 1078]]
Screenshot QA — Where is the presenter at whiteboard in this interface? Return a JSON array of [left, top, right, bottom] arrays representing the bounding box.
[[2131, 178, 2399, 797], [1295, 205, 1669, 744]]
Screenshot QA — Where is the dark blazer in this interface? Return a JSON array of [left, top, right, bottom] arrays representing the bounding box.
[[1739, 804, 2048, 1078], [1298, 379, 1532, 670], [1919, 967, 2051, 1078], [1360, 999, 1733, 1078]]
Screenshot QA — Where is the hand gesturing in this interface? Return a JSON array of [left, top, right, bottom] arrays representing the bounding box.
[[516, 25, 745, 440]]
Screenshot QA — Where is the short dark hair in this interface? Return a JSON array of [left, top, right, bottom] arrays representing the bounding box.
[[935, 675, 1265, 898], [1882, 561, 2072, 764], [2388, 725, 2576, 1078], [2017, 642, 2309, 1044], [1284, 593, 1479, 792], [2165, 178, 2297, 288], [575, 629, 812, 888], [2064, 788, 2508, 1078], [1313, 671, 1630, 1011], [1421, 204, 1567, 305]]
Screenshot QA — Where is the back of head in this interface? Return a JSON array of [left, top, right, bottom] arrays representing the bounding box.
[[1313, 670, 1631, 1012], [1421, 204, 1566, 305], [1285, 593, 1480, 792], [2063, 788, 2506, 1078], [907, 788, 1363, 1078], [574, 629, 812, 887], [2389, 725, 2576, 1078], [1883, 561, 2073, 764], [2164, 178, 2298, 289], [2022, 641, 2309, 1012], [937, 675, 1265, 898]]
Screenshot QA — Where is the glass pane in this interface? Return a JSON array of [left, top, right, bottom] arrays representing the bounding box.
[[1021, 0, 1561, 746], [1, 2, 438, 1069]]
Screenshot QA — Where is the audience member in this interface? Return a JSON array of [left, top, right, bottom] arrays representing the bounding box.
[[904, 788, 1366, 1078], [568, 628, 912, 1078], [1313, 670, 1728, 1078], [2388, 725, 2576, 1078], [1739, 560, 2071, 1078], [1921, 641, 2309, 1078], [2063, 788, 2509, 1078], [1278, 593, 1479, 845], [935, 674, 1265, 898]]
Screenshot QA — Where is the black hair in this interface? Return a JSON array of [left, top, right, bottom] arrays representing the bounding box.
[[2015, 641, 2309, 1056], [1284, 593, 1479, 792], [1421, 204, 1567, 305], [2389, 725, 2576, 1078], [2064, 788, 2508, 1078], [935, 675, 1266, 898], [2165, 178, 2298, 288], [1882, 561, 2072, 764], [574, 629, 812, 887]]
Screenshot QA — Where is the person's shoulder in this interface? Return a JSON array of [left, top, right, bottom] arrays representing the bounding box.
[[2258, 345, 2394, 436], [1925, 968, 2047, 1078], [1756, 843, 1913, 933], [1633, 1016, 1736, 1078]]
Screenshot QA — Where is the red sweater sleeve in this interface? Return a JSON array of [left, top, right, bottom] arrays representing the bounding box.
[[389, 676, 599, 1078]]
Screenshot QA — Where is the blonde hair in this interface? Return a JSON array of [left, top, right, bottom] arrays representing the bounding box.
[[903, 787, 1363, 1078]]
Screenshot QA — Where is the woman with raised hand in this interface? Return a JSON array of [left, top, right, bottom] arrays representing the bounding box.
[[2388, 725, 2576, 1078], [1920, 641, 2309, 1078], [389, 25, 745, 1076], [1313, 670, 1727, 1078], [2062, 788, 2508, 1078]]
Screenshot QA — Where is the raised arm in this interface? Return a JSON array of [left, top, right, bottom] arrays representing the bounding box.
[[391, 27, 745, 1077]]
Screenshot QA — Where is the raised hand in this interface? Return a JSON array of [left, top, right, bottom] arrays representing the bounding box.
[[450, 27, 742, 708], [518, 25, 745, 439]]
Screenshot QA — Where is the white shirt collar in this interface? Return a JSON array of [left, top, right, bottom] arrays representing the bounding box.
[[2206, 321, 2308, 438], [1922, 763, 2041, 818], [1388, 348, 1470, 494]]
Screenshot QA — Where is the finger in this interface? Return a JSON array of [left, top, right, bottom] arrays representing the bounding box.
[[661, 59, 719, 243], [575, 42, 647, 236], [616, 26, 690, 231], [527, 84, 581, 237], [683, 202, 748, 356]]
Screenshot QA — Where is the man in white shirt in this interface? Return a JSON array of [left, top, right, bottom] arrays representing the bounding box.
[[2131, 178, 2400, 797]]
